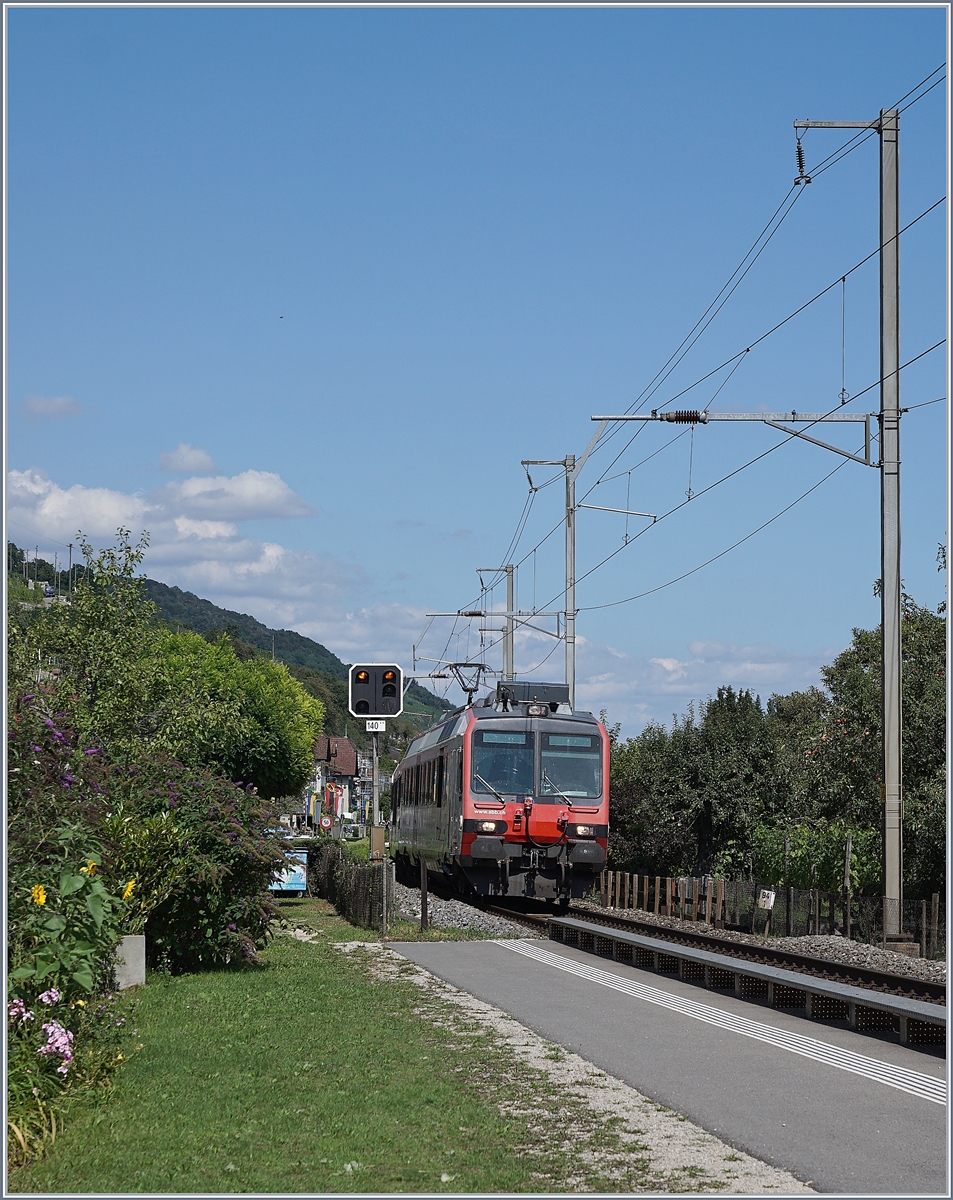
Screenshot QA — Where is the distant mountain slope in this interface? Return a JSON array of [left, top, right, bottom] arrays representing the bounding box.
[[143, 579, 348, 678], [141, 577, 451, 719]]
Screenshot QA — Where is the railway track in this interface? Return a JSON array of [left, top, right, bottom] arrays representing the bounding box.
[[475, 896, 945, 1005], [562, 904, 946, 1005]]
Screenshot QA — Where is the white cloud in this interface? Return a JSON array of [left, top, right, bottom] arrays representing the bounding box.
[[6, 465, 837, 726], [572, 636, 833, 737], [6, 469, 151, 541], [6, 465, 421, 670], [157, 470, 312, 520], [23, 395, 83, 423], [159, 443, 217, 473], [173, 517, 237, 539]]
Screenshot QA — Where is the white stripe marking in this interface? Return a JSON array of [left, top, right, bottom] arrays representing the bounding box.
[[498, 940, 947, 1106]]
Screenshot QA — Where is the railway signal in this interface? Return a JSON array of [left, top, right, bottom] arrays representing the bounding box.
[[348, 663, 404, 718]]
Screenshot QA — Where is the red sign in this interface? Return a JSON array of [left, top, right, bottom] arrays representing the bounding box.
[[320, 815, 333, 830]]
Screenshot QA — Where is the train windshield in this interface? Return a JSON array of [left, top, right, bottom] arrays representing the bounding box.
[[540, 733, 602, 799], [471, 730, 535, 795]]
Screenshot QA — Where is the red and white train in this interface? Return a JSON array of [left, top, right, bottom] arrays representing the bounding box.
[[391, 681, 609, 906]]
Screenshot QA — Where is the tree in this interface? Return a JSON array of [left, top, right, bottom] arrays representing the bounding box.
[[19, 530, 325, 799], [153, 631, 324, 799], [607, 587, 945, 897], [23, 530, 161, 754]]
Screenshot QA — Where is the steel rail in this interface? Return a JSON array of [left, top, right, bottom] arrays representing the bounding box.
[[565, 905, 946, 1006]]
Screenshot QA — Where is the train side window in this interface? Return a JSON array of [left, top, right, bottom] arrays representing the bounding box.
[[436, 756, 444, 808]]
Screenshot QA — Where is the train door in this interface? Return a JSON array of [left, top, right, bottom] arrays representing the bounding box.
[[446, 744, 463, 854]]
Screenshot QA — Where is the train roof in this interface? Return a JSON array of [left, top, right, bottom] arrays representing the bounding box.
[[400, 682, 602, 760]]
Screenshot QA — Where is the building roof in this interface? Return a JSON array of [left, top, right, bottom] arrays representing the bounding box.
[[315, 735, 358, 778]]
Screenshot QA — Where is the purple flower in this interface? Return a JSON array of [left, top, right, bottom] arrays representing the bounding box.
[[228, 923, 237, 931], [31, 745, 43, 753], [37, 1020, 74, 1073], [84, 748, 101, 756], [8, 999, 34, 1024], [38, 988, 61, 1006]]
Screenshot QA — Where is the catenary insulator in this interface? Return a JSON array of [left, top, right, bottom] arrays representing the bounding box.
[[661, 410, 707, 424]]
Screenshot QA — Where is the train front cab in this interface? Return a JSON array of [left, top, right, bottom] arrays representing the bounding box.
[[460, 706, 608, 902], [392, 693, 608, 905]]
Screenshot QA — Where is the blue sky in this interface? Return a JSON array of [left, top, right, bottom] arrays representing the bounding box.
[[6, 6, 948, 733]]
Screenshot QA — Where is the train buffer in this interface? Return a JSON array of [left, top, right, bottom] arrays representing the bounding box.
[[549, 916, 946, 1049]]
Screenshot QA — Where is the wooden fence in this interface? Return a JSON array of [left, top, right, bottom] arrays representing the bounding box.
[[597, 870, 945, 957]]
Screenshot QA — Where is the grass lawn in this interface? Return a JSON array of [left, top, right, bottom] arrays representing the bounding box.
[[11, 898, 629, 1194]]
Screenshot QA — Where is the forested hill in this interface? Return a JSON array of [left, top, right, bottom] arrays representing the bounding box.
[[143, 579, 348, 677], [141, 577, 450, 723]]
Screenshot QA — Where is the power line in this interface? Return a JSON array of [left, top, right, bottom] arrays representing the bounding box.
[[844, 340, 945, 404], [594, 71, 946, 437], [519, 634, 562, 677], [581, 458, 850, 611], [431, 67, 946, 677], [555, 344, 945, 613], [903, 395, 945, 411], [5, 520, 76, 552], [801, 65, 945, 183], [604, 186, 806, 434], [575, 382, 946, 615], [649, 197, 945, 413], [473, 345, 943, 665]]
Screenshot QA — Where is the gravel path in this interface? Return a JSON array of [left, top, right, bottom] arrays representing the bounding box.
[[573, 900, 947, 985], [392, 881, 540, 938]]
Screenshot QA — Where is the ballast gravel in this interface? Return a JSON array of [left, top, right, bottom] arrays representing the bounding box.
[[574, 900, 947, 985], [318, 935, 815, 1194], [391, 881, 539, 939]]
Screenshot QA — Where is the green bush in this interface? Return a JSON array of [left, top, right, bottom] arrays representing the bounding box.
[[7, 692, 127, 1000], [116, 755, 289, 971], [749, 820, 880, 893]]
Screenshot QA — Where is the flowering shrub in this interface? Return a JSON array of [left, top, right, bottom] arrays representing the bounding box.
[[118, 756, 289, 970], [37, 1020, 74, 1075], [6, 692, 142, 1004], [7, 987, 77, 1107], [7, 985, 139, 1168]]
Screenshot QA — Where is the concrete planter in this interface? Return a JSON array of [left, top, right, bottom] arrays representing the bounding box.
[[115, 935, 146, 989]]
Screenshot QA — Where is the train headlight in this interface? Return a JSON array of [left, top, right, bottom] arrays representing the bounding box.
[[527, 703, 547, 716], [573, 825, 594, 837], [479, 820, 500, 833]]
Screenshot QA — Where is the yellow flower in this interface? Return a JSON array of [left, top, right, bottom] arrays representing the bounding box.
[[74, 999, 86, 1008], [79, 860, 97, 876], [31, 884, 47, 906], [122, 879, 136, 901]]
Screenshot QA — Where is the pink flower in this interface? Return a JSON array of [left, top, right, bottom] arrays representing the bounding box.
[[8, 998, 34, 1024], [37, 1020, 74, 1072], [38, 988, 61, 1006]]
